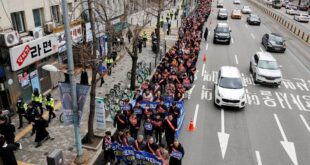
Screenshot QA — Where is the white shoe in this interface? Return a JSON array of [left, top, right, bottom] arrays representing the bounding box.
[[19, 143, 22, 150]]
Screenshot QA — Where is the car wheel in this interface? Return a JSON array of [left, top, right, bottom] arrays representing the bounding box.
[[249, 63, 253, 73], [213, 84, 219, 107], [253, 73, 258, 84], [213, 39, 217, 44]]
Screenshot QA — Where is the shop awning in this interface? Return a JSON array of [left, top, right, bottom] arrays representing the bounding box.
[[113, 22, 130, 32]]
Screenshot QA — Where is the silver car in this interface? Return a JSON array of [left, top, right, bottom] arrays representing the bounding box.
[[249, 52, 282, 87]]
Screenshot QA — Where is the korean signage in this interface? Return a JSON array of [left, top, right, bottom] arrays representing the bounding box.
[[9, 35, 58, 71], [95, 97, 106, 130], [85, 22, 105, 43]]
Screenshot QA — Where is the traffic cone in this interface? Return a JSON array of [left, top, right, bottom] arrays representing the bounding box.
[[188, 119, 195, 132], [203, 54, 207, 63]]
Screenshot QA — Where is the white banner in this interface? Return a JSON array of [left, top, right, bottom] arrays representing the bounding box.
[[9, 35, 58, 71], [95, 97, 106, 130]]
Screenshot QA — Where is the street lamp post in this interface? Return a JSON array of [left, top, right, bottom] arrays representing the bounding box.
[[61, 0, 84, 163]]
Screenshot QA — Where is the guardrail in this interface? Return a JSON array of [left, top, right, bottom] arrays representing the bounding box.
[[248, 0, 310, 45]]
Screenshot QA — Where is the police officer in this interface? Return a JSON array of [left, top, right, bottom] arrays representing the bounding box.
[[169, 9, 174, 20], [160, 16, 164, 28], [105, 55, 114, 75], [26, 103, 38, 136], [16, 97, 28, 129], [45, 93, 56, 123], [32, 88, 43, 115], [141, 31, 147, 47]]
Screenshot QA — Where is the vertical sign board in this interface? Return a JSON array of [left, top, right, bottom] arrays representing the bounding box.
[[9, 35, 58, 71], [95, 97, 105, 130], [30, 70, 41, 93]]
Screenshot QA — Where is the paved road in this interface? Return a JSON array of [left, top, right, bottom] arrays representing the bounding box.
[[179, 0, 310, 165]]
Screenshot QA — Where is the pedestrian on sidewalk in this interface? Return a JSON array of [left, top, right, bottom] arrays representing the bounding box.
[[98, 61, 107, 87], [105, 55, 114, 76], [0, 117, 20, 148], [142, 31, 148, 48], [45, 93, 56, 123], [166, 14, 170, 23], [175, 8, 179, 20], [160, 16, 164, 28], [33, 115, 51, 148], [16, 97, 28, 129], [167, 21, 171, 35], [127, 28, 133, 43], [204, 27, 208, 41], [80, 69, 89, 85], [0, 135, 19, 165], [170, 9, 174, 20], [32, 88, 44, 116], [102, 131, 115, 165], [111, 48, 118, 66], [138, 37, 143, 53], [169, 140, 185, 165]]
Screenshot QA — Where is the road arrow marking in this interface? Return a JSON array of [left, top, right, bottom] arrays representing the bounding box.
[[193, 104, 199, 128], [218, 109, 230, 159], [300, 114, 310, 133], [274, 114, 298, 165], [255, 150, 262, 165], [201, 63, 205, 77]]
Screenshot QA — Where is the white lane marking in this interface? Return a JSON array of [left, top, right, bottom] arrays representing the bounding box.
[[201, 85, 205, 100], [234, 54, 239, 65], [256, 150, 262, 165], [251, 33, 255, 39], [260, 47, 264, 52], [218, 108, 229, 159], [188, 85, 196, 100], [274, 114, 298, 165], [206, 43, 209, 51], [300, 115, 310, 133], [231, 38, 234, 44], [245, 24, 248, 28], [208, 31, 210, 35], [201, 63, 205, 77], [193, 104, 199, 127]]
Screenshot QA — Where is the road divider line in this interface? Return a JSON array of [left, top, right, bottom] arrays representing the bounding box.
[[193, 104, 199, 128], [206, 43, 209, 51], [255, 150, 262, 165], [234, 54, 239, 65], [208, 31, 210, 36], [201, 63, 205, 77], [274, 113, 298, 165], [300, 114, 310, 133], [231, 38, 234, 44], [245, 24, 248, 28], [201, 85, 205, 100], [188, 85, 196, 100], [251, 33, 255, 39], [260, 47, 264, 52]]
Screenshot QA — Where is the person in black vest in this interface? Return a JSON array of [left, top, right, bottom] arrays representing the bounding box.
[[102, 131, 115, 164], [113, 110, 127, 131], [145, 136, 158, 155], [129, 114, 140, 139], [163, 114, 177, 146], [169, 102, 180, 119], [169, 140, 185, 165], [152, 113, 163, 144], [16, 97, 28, 129], [0, 135, 19, 165]]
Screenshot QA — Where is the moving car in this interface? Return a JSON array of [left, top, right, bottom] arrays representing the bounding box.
[[294, 13, 310, 22], [218, 8, 228, 20], [286, 6, 299, 15], [247, 14, 261, 25], [214, 66, 246, 109], [213, 23, 231, 44], [241, 6, 252, 14], [261, 33, 286, 53], [272, 0, 282, 9], [233, 0, 241, 5], [231, 9, 242, 19], [249, 52, 282, 86], [217, 0, 224, 8]]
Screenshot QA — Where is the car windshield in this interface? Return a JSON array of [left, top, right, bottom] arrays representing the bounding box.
[[220, 9, 227, 12], [216, 27, 229, 33], [251, 15, 259, 18], [244, 6, 250, 9], [219, 77, 243, 89], [258, 60, 279, 70], [270, 35, 283, 43]]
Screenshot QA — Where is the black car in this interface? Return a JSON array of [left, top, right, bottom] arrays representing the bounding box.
[[262, 33, 286, 53], [213, 23, 231, 44], [217, 9, 228, 20], [247, 14, 261, 25], [297, 4, 308, 11]]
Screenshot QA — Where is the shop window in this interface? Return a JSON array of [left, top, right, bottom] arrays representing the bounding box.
[[11, 11, 26, 33], [33, 8, 43, 27], [51, 5, 60, 23]]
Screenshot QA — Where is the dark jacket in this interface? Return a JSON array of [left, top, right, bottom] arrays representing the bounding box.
[[33, 118, 49, 142], [113, 113, 127, 131], [0, 144, 18, 165], [0, 123, 15, 144], [169, 144, 185, 165]]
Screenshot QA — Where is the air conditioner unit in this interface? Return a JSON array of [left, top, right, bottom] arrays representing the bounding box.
[[20, 36, 34, 43], [45, 22, 54, 34], [30, 27, 44, 39], [0, 31, 20, 47]]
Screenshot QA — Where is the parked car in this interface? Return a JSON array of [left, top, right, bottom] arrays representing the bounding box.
[[286, 6, 299, 15], [213, 23, 231, 44], [214, 66, 246, 109], [231, 9, 242, 19], [297, 4, 308, 11], [242, 6, 252, 14], [233, 0, 241, 5], [247, 14, 261, 25], [218, 8, 228, 20], [261, 33, 286, 53], [294, 13, 310, 22], [285, 3, 293, 9], [282, 0, 289, 7], [250, 52, 282, 87], [217, 0, 224, 8]]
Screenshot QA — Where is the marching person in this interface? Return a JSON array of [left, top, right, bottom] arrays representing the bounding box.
[[169, 102, 180, 119], [143, 117, 154, 138], [156, 99, 168, 119], [157, 144, 169, 165], [145, 136, 158, 155], [102, 131, 115, 165], [129, 114, 140, 139], [45, 93, 56, 123], [16, 97, 28, 129], [122, 99, 133, 118], [33, 114, 51, 148], [133, 102, 143, 121], [204, 27, 208, 41], [163, 114, 177, 146], [115, 130, 129, 146], [169, 140, 185, 165], [32, 88, 43, 115], [113, 110, 127, 132], [152, 113, 163, 144], [133, 135, 146, 151]]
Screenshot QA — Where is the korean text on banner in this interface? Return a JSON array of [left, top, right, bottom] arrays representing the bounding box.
[[95, 97, 105, 130]]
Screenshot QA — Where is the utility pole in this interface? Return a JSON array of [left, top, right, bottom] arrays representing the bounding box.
[[61, 0, 84, 163]]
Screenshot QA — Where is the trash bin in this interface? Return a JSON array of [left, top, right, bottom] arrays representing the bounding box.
[[46, 149, 64, 165]]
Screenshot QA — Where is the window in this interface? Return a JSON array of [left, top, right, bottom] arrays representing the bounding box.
[[33, 8, 43, 27], [11, 11, 26, 33], [51, 5, 60, 23], [68, 3, 73, 12]]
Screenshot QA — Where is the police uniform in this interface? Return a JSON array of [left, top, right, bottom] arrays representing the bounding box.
[[105, 57, 114, 75], [45, 95, 56, 122], [16, 99, 28, 128], [32, 90, 43, 115]]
